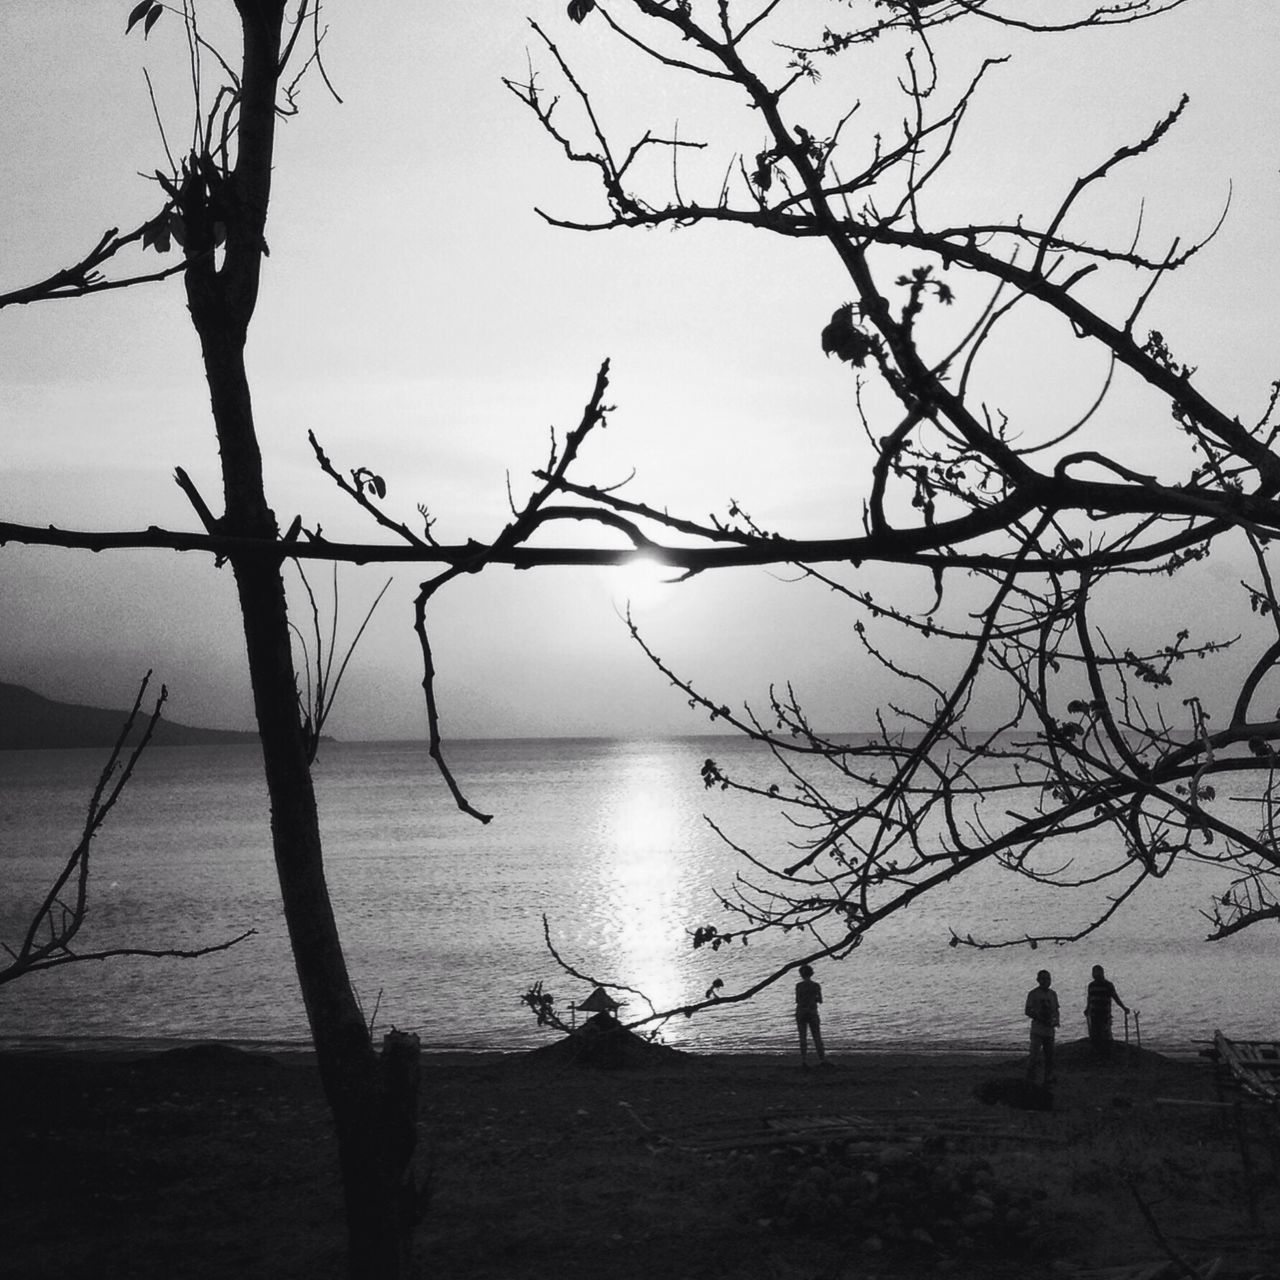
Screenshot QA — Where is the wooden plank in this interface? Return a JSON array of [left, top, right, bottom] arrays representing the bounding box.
[[1154, 1097, 1238, 1110], [682, 1132, 921, 1153], [1212, 1031, 1280, 1102], [680, 1121, 1070, 1151], [1074, 1260, 1221, 1280], [763, 1114, 875, 1134]]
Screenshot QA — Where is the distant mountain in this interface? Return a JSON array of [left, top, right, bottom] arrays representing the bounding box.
[[0, 682, 260, 751]]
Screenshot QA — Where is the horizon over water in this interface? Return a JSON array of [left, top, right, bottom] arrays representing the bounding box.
[[1, 737, 1275, 1057]]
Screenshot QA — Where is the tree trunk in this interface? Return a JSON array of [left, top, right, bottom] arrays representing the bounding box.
[[225, 502, 424, 1278], [179, 5, 423, 1275]]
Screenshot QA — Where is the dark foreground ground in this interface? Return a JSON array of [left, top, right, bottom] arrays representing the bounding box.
[[1, 1036, 1277, 1279]]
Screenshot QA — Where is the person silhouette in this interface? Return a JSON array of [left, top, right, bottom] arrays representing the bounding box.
[[794, 963, 826, 1066], [1084, 964, 1129, 1062], [1025, 969, 1059, 1086]]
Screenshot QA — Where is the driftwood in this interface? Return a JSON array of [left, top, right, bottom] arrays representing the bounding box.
[[1210, 1030, 1280, 1105], [1073, 1260, 1221, 1280]]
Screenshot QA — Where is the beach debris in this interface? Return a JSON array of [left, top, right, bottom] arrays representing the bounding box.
[[616, 1099, 656, 1135], [974, 1075, 1055, 1111], [747, 1140, 1051, 1265], [1073, 1258, 1222, 1279], [1207, 1030, 1280, 1105], [679, 1108, 1067, 1154]]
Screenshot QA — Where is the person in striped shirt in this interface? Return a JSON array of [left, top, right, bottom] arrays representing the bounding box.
[[1085, 964, 1129, 1061]]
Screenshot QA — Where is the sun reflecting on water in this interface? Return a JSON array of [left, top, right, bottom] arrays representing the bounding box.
[[590, 746, 694, 1018], [5, 739, 1279, 1053]]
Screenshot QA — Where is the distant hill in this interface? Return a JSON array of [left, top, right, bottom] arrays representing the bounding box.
[[0, 682, 260, 751]]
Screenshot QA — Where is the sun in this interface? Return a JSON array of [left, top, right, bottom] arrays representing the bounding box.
[[606, 553, 675, 610]]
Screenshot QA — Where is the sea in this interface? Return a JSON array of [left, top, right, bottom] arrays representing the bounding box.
[[0, 737, 1275, 1057]]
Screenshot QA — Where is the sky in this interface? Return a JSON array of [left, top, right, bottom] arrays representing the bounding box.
[[2, 1, 1279, 741]]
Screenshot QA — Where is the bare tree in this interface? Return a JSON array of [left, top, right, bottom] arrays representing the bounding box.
[[1, 673, 252, 986], [3, 5, 429, 1274], [1, 0, 1256, 1275], [493, 0, 1280, 1023]]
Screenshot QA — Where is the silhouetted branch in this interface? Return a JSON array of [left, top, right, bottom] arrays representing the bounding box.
[[289, 562, 393, 762], [538, 914, 660, 1023], [492, 0, 1280, 1023], [0, 220, 189, 308], [1, 673, 255, 986]]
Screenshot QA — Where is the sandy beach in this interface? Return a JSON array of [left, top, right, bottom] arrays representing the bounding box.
[[1, 1036, 1276, 1279]]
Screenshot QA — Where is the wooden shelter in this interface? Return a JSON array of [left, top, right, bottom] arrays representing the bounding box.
[[575, 987, 620, 1018]]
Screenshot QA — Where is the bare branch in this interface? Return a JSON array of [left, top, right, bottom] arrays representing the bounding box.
[[1, 673, 253, 986]]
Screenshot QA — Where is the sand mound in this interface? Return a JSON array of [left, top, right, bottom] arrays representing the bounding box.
[[1052, 1036, 1172, 1067], [128, 1042, 283, 1078], [524, 1013, 691, 1070]]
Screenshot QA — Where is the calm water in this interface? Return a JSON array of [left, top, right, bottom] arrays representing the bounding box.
[[0, 738, 1275, 1055]]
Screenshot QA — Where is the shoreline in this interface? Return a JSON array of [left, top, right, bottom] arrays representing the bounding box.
[[0, 1030, 1211, 1063]]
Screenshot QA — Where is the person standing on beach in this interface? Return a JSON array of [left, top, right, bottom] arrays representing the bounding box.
[[795, 964, 826, 1066], [1025, 969, 1059, 1086], [1084, 964, 1129, 1062]]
